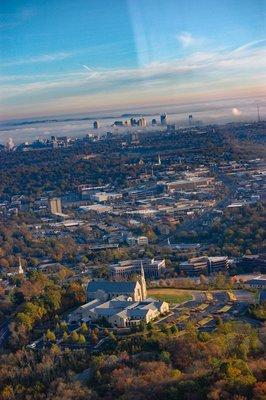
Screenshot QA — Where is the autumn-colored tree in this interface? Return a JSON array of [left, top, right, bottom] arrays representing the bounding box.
[[60, 321, 68, 331], [91, 333, 98, 344], [78, 334, 86, 344], [253, 382, 266, 400], [80, 322, 88, 334], [71, 331, 79, 343], [46, 329, 56, 342], [1, 385, 15, 400]]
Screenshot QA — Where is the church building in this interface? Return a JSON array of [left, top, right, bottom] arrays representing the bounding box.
[[87, 264, 147, 302]]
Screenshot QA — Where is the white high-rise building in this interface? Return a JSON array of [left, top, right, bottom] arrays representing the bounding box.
[[138, 117, 147, 127], [6, 138, 15, 151]]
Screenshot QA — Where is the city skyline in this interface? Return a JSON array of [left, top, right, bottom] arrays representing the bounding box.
[[1, 0, 266, 120]]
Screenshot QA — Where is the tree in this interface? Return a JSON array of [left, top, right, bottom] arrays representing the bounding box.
[[46, 329, 56, 342], [199, 274, 208, 286], [62, 331, 68, 342], [80, 322, 88, 334], [64, 282, 86, 307], [47, 378, 93, 399], [93, 327, 99, 336], [147, 322, 153, 331], [170, 325, 178, 334], [44, 288, 62, 311], [161, 323, 169, 334], [91, 333, 98, 344], [160, 351, 171, 364], [60, 321, 68, 331], [78, 334, 86, 344], [16, 312, 33, 330], [71, 331, 79, 343], [1, 385, 15, 400], [8, 321, 29, 349], [139, 320, 146, 332], [253, 382, 266, 400]]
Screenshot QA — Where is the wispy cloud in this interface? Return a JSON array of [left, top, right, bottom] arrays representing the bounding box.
[[1, 52, 75, 67], [177, 31, 203, 47], [1, 39, 265, 117], [82, 65, 99, 79], [232, 39, 266, 54]]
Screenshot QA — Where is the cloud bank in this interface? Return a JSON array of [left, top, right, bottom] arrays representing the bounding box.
[[1, 39, 265, 119]]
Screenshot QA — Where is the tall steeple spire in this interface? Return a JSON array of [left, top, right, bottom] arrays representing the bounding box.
[[139, 261, 147, 300]]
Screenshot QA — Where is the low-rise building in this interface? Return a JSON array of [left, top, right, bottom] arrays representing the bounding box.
[[126, 236, 149, 246], [91, 192, 122, 203], [87, 280, 144, 302], [163, 177, 214, 192], [245, 277, 266, 289], [136, 236, 149, 246], [238, 254, 266, 273], [171, 242, 201, 257], [69, 267, 169, 328], [108, 258, 166, 279], [180, 256, 208, 276], [69, 295, 169, 327], [208, 256, 229, 274]]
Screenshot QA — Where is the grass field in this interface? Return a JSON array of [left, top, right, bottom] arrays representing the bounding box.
[[147, 288, 193, 304]]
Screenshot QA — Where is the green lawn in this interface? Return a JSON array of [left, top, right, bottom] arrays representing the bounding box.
[[147, 288, 192, 304]]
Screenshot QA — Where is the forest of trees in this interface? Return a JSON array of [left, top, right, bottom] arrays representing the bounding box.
[[0, 320, 265, 400], [175, 203, 266, 257], [0, 220, 78, 271]]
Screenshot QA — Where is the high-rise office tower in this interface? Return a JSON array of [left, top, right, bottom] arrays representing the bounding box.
[[93, 121, 99, 129], [130, 117, 137, 126], [138, 117, 147, 127], [6, 138, 15, 151], [189, 115, 193, 126], [160, 113, 167, 125]]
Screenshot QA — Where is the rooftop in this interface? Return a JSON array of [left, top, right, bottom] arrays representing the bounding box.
[[87, 280, 138, 294]]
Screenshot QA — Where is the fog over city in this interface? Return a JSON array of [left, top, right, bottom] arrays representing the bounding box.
[[1, 96, 265, 144]]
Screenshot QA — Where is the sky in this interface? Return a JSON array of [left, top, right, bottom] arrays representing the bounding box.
[[0, 0, 266, 120]]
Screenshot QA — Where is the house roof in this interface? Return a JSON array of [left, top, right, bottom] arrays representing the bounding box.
[[246, 279, 266, 286], [79, 299, 102, 310], [129, 308, 151, 317]]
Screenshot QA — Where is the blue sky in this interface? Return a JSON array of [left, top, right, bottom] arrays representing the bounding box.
[[0, 0, 265, 119]]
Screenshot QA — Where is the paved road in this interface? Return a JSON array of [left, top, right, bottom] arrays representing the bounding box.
[[0, 320, 10, 348]]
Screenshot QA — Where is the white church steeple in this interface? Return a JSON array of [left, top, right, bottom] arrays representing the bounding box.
[[139, 261, 147, 300], [18, 257, 24, 275]]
